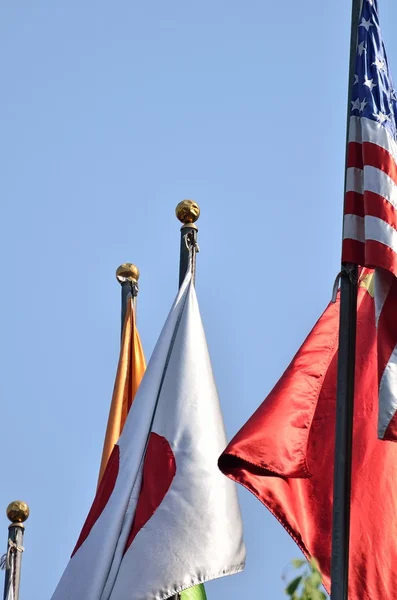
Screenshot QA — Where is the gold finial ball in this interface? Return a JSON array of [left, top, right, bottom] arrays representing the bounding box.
[[6, 501, 29, 524], [175, 200, 200, 225], [116, 263, 140, 284]]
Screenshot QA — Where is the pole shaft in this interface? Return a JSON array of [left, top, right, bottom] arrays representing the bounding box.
[[121, 281, 138, 335], [330, 1, 362, 598], [174, 220, 199, 600], [331, 268, 357, 600], [3, 524, 25, 600], [178, 225, 198, 287]]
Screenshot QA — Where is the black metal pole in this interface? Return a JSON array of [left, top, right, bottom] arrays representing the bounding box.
[[176, 201, 200, 287], [2, 502, 29, 600], [174, 201, 201, 600], [115, 263, 140, 334], [330, 1, 362, 599], [331, 267, 358, 600]]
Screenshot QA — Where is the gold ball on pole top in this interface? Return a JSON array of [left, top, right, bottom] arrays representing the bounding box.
[[6, 501, 29, 524], [175, 200, 200, 225], [116, 263, 140, 284]]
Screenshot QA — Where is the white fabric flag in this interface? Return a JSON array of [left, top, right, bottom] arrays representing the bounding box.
[[52, 270, 245, 600]]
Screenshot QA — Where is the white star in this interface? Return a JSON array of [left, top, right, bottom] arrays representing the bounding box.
[[363, 78, 377, 91], [360, 98, 368, 112], [360, 17, 374, 32], [353, 74, 359, 85], [391, 89, 397, 101], [374, 111, 389, 123], [367, 0, 374, 5], [372, 57, 386, 71], [358, 42, 366, 56], [351, 98, 361, 111]]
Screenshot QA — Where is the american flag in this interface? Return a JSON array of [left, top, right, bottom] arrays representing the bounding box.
[[342, 0, 397, 440]]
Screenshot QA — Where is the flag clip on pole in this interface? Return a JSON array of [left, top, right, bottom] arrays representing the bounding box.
[[176, 200, 200, 288], [116, 263, 140, 333], [330, 1, 362, 599], [2, 501, 29, 600]]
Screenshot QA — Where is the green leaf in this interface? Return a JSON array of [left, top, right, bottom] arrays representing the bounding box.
[[291, 559, 307, 569], [284, 557, 329, 599], [180, 585, 207, 600], [307, 589, 325, 600], [309, 557, 320, 571], [308, 570, 322, 588], [286, 575, 303, 596]]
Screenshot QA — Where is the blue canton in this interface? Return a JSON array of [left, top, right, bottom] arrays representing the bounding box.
[[352, 0, 397, 139]]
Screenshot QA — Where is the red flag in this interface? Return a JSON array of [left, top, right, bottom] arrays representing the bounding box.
[[219, 270, 397, 599]]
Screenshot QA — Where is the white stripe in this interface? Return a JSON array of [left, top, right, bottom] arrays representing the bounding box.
[[346, 165, 397, 210], [374, 270, 393, 326], [349, 116, 397, 165], [343, 214, 397, 255], [343, 214, 365, 243], [365, 166, 397, 209], [378, 342, 397, 439], [346, 167, 364, 194]]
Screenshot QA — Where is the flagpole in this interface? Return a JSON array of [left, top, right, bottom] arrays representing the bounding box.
[[331, 1, 362, 599], [2, 501, 29, 600], [116, 263, 140, 331], [176, 200, 200, 287], [174, 200, 201, 600]]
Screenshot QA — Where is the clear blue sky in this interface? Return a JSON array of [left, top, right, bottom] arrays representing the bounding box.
[[1, 1, 397, 598]]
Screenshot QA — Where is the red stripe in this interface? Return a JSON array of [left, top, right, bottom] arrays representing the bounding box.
[[345, 191, 397, 230], [345, 191, 364, 218], [365, 240, 397, 278], [363, 142, 397, 187], [343, 238, 397, 277], [342, 239, 365, 265], [347, 141, 397, 186], [364, 192, 397, 231], [347, 142, 364, 169]]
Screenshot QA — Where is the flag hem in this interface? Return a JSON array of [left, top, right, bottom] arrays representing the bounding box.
[[221, 459, 331, 594]]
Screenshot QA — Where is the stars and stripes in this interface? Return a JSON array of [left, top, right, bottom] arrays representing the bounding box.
[[342, 0, 397, 439]]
